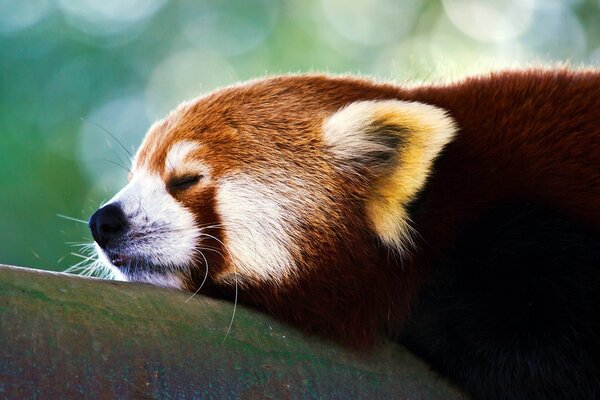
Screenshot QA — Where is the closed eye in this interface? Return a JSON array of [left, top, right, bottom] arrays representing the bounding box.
[[167, 175, 202, 191]]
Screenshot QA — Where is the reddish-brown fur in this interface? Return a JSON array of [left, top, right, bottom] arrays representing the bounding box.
[[138, 68, 600, 347]]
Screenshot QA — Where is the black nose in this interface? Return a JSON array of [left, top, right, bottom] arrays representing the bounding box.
[[89, 203, 128, 249]]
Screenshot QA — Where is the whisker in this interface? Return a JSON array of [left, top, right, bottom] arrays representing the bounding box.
[[57, 214, 88, 224], [66, 242, 96, 250], [98, 197, 109, 208], [81, 117, 134, 161], [69, 252, 96, 261], [140, 223, 226, 239], [66, 259, 96, 275], [223, 260, 238, 343], [195, 245, 224, 258], [193, 231, 240, 342], [199, 223, 226, 230], [185, 250, 209, 303], [100, 158, 131, 174], [94, 123, 131, 174], [64, 257, 91, 274], [134, 194, 151, 226]]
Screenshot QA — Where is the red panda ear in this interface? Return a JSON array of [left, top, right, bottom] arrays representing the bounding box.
[[323, 100, 456, 250]]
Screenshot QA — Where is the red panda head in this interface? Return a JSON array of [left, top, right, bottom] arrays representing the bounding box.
[[89, 75, 455, 342]]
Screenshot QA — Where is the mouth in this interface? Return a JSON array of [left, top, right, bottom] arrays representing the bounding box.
[[99, 247, 158, 275], [109, 252, 129, 267], [96, 246, 184, 289], [97, 246, 133, 269]]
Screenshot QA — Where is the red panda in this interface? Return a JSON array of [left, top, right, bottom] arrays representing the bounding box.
[[88, 68, 600, 400]]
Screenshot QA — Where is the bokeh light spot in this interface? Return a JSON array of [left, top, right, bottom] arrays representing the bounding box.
[[181, 0, 278, 56], [442, 0, 535, 43], [0, 0, 51, 34], [78, 95, 149, 187], [520, 1, 587, 60], [144, 50, 237, 121], [321, 0, 418, 46], [58, 0, 166, 36]]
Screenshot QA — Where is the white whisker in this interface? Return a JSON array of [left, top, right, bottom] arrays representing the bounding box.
[[56, 214, 88, 224], [63, 241, 120, 280], [69, 252, 96, 261], [194, 231, 240, 342], [185, 250, 210, 303], [223, 260, 239, 343]]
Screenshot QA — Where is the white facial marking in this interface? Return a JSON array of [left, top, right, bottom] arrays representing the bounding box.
[[165, 141, 201, 173], [216, 175, 298, 285], [96, 169, 199, 285]]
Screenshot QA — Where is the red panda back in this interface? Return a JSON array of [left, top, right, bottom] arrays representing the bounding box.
[[406, 69, 600, 258]]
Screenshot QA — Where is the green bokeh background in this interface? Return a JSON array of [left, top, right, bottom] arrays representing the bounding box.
[[1, 0, 598, 273]]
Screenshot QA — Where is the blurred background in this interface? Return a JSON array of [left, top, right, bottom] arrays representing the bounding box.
[[0, 0, 598, 273]]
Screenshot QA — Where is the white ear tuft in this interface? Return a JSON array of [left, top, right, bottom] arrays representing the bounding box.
[[323, 100, 457, 251]]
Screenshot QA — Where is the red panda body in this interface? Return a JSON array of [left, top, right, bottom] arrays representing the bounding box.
[[88, 69, 600, 399]]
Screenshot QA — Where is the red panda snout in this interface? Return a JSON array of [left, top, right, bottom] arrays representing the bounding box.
[[91, 167, 201, 288]]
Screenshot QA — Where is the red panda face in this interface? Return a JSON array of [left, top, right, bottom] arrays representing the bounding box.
[[89, 75, 455, 295]]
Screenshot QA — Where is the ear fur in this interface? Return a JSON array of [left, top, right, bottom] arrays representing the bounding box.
[[323, 100, 456, 251]]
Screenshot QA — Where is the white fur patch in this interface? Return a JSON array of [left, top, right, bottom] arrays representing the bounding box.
[[323, 100, 455, 162], [165, 141, 201, 172], [97, 169, 199, 282], [324, 101, 395, 161], [216, 175, 298, 285]]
